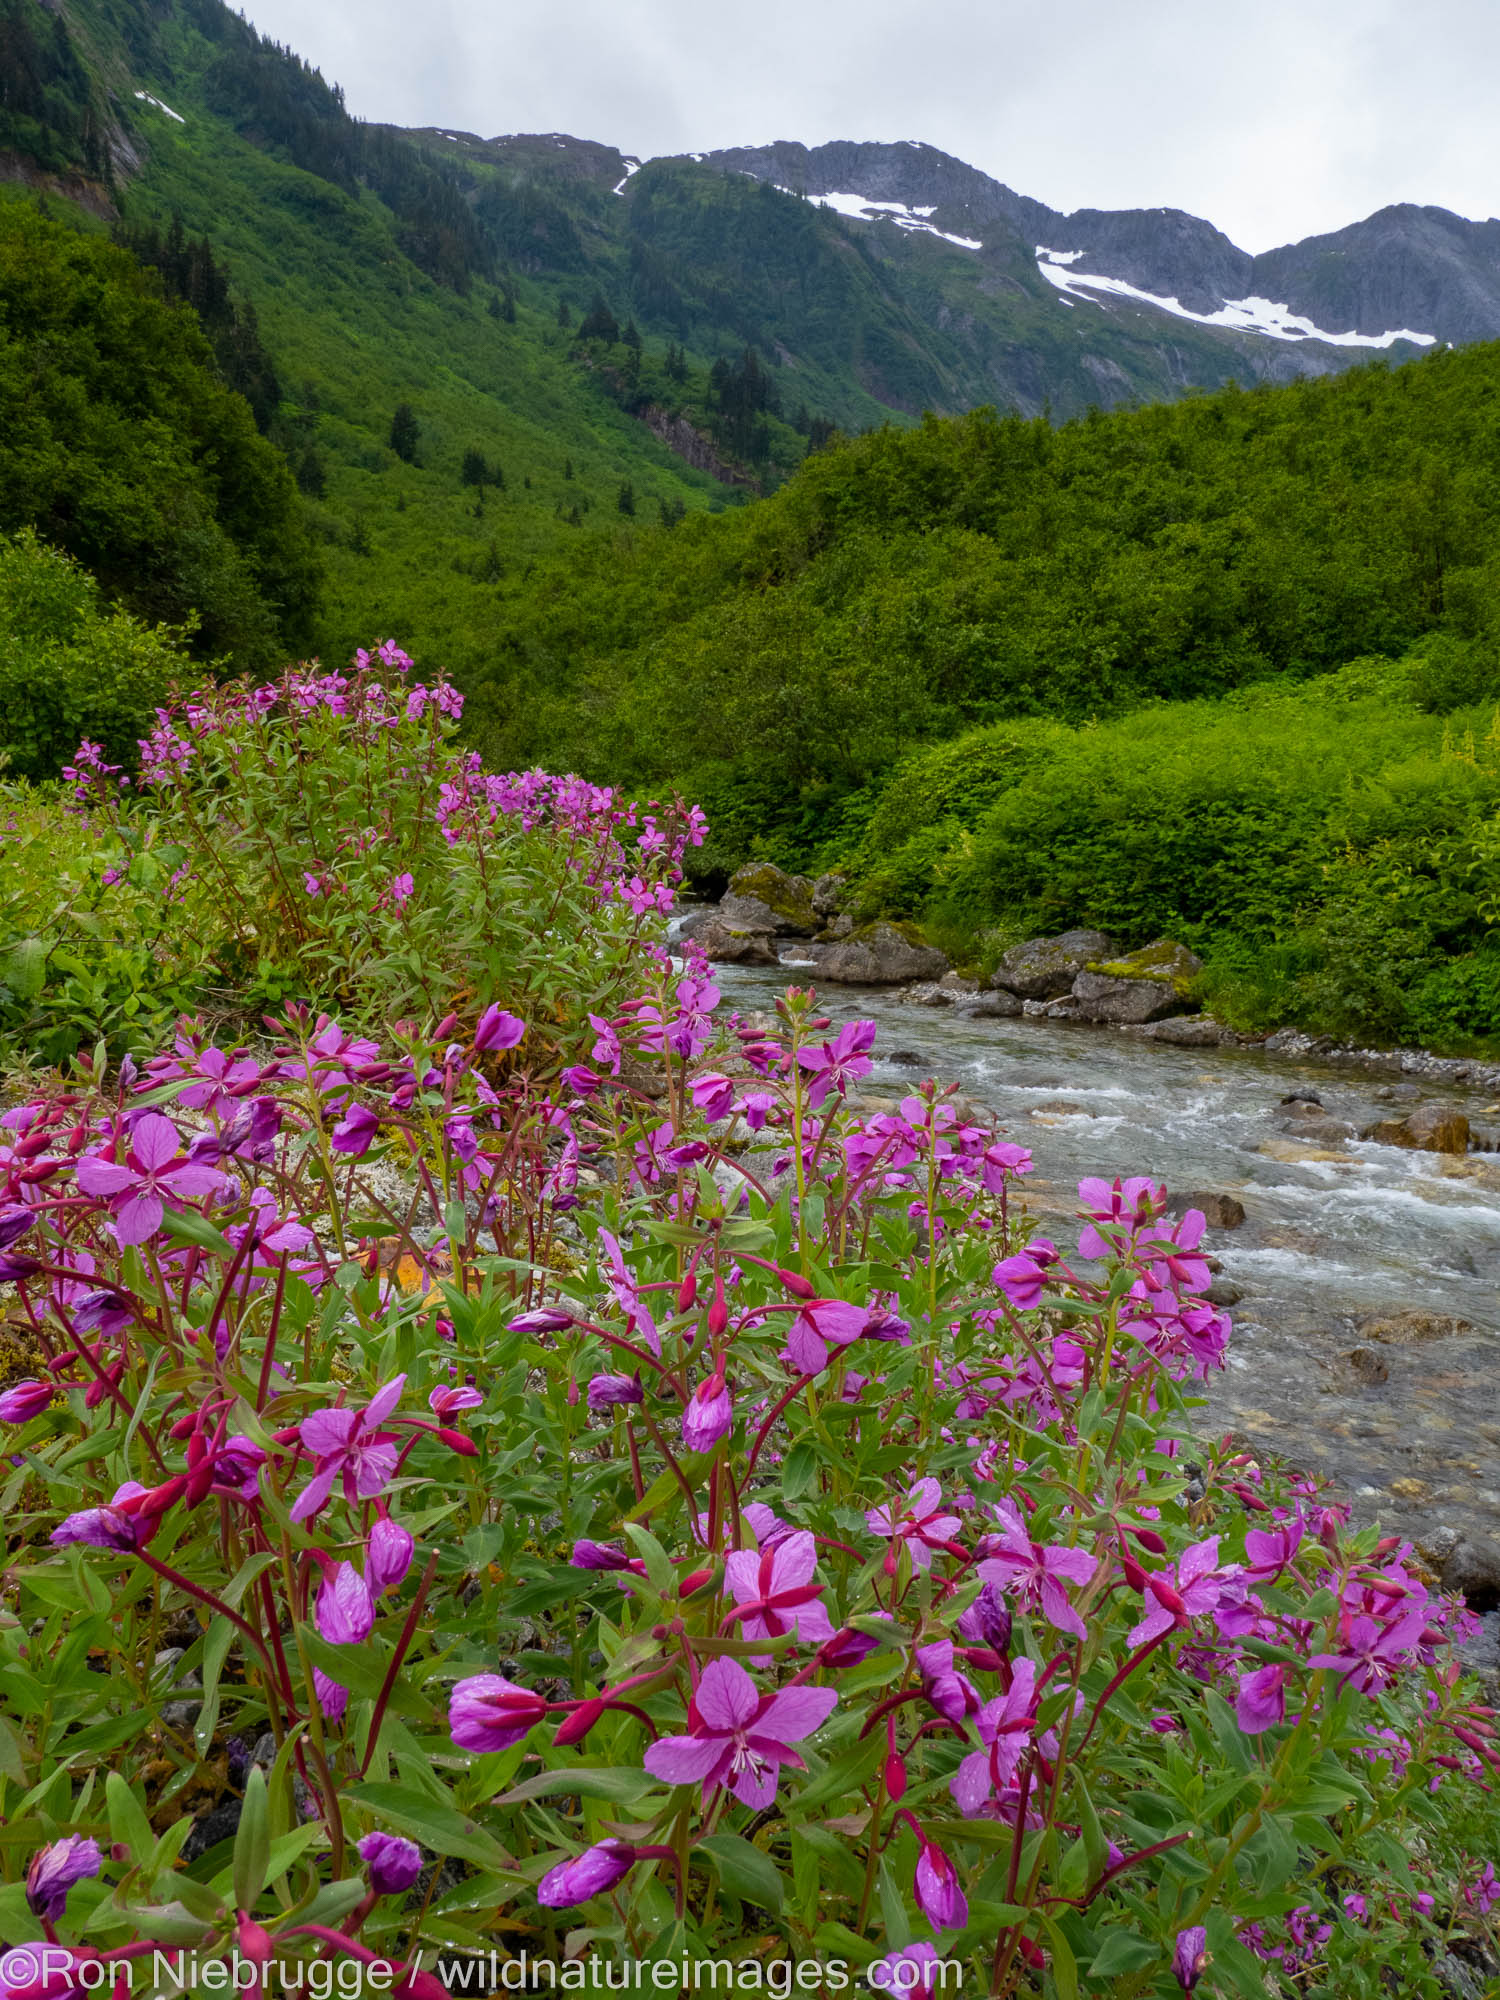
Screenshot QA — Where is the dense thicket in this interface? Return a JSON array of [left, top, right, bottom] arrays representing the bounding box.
[[0, 203, 321, 661], [117, 212, 282, 429], [0, 0, 109, 179], [478, 350, 1500, 790]]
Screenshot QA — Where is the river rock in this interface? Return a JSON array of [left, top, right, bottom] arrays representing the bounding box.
[[1361, 1103, 1471, 1154], [811, 871, 850, 916], [899, 981, 958, 1007], [1071, 940, 1203, 1025], [696, 918, 781, 966], [1442, 1535, 1500, 1606], [719, 863, 818, 936], [1356, 1308, 1473, 1345], [991, 928, 1118, 999], [954, 990, 1024, 1019], [816, 922, 949, 986], [1171, 1191, 1246, 1229], [1205, 1277, 1243, 1306], [1131, 1016, 1233, 1047], [1273, 1105, 1356, 1145]]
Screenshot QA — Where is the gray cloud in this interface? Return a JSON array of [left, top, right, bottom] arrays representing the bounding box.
[[239, 0, 1500, 252]]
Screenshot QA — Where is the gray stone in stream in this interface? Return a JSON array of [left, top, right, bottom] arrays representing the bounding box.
[[1071, 939, 1204, 1024], [719, 863, 818, 935], [899, 981, 958, 1007], [1171, 1191, 1246, 1229], [816, 923, 949, 986], [1361, 1103, 1471, 1154], [954, 990, 1024, 1019], [1442, 1536, 1500, 1607], [991, 928, 1118, 998], [1132, 1016, 1233, 1047], [696, 918, 781, 966], [1205, 1277, 1244, 1306]]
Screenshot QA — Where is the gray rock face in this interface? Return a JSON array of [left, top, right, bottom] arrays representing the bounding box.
[[696, 918, 781, 966], [991, 929, 1118, 999], [719, 863, 817, 936], [817, 923, 949, 986], [1131, 1016, 1233, 1047], [811, 871, 850, 916], [954, 990, 1023, 1019], [1071, 939, 1204, 1024]]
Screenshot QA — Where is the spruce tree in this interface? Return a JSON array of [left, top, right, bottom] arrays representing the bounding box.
[[389, 402, 420, 463]]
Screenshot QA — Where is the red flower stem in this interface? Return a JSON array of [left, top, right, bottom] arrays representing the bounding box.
[[48, 1298, 169, 1471], [137, 1548, 280, 1682], [1074, 1629, 1172, 1754], [744, 1373, 816, 1479], [359, 1552, 439, 1777], [256, 1250, 290, 1411]]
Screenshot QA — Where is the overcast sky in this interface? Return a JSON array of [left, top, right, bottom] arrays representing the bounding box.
[[238, 0, 1498, 253]]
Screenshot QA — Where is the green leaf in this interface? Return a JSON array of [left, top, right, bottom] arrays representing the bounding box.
[[106, 1772, 155, 1861], [1087, 1931, 1160, 1976], [696, 1834, 785, 1913], [782, 1440, 818, 1501], [1035, 1911, 1080, 2000], [343, 1781, 520, 1874], [233, 1766, 270, 1914], [489, 1766, 653, 1808], [621, 1522, 675, 1596], [195, 1617, 234, 1754], [158, 1206, 235, 1258]]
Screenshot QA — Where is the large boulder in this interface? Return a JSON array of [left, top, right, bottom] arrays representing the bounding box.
[[696, 918, 781, 966], [811, 871, 850, 917], [1071, 939, 1204, 1025], [816, 922, 949, 986], [991, 929, 1118, 999], [1361, 1103, 1470, 1155], [719, 863, 817, 936], [955, 990, 1024, 1019]]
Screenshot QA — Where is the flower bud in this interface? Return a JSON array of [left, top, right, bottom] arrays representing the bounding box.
[[883, 1750, 907, 1801], [552, 1699, 606, 1747], [236, 1915, 275, 1963]]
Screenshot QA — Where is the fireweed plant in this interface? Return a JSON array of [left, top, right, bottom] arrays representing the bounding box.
[[38, 639, 706, 1052], [0, 680, 1495, 1998]]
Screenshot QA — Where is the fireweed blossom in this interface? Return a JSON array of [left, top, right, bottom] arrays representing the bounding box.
[[991, 1239, 1061, 1311], [951, 1657, 1043, 1812], [785, 1298, 872, 1375], [724, 1531, 835, 1654], [537, 1838, 638, 1909], [976, 1497, 1098, 1640], [867, 1479, 961, 1572], [643, 1655, 837, 1807], [315, 1561, 376, 1645], [682, 1371, 732, 1452], [74, 1113, 224, 1246], [797, 1019, 876, 1108], [1128, 1538, 1243, 1647], [0, 1379, 52, 1423], [450, 1674, 549, 1752], [913, 1832, 968, 1932], [358, 1832, 424, 1896], [289, 1375, 406, 1522], [26, 1835, 102, 1919]]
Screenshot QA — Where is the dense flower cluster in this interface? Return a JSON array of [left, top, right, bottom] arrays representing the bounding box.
[[1, 676, 1496, 1994]]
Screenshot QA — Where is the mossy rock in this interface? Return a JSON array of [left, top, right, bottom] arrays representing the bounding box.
[[721, 863, 816, 935], [1086, 939, 1204, 998]]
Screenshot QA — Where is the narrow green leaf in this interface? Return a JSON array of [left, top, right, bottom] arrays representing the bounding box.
[[232, 1767, 270, 1914], [696, 1834, 784, 1913]]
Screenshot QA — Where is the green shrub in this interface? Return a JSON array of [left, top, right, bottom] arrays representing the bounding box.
[[0, 530, 189, 780]]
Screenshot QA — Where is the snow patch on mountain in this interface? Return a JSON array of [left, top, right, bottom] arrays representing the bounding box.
[[612, 159, 641, 196], [1034, 248, 1435, 348], [134, 91, 185, 123], [801, 190, 982, 250]]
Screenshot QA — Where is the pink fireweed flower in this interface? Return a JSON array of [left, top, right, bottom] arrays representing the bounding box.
[[979, 1140, 1033, 1191], [682, 1370, 732, 1452], [689, 1071, 736, 1123], [329, 1101, 381, 1156], [390, 873, 414, 906], [474, 1005, 525, 1053], [915, 1640, 981, 1725], [1173, 1927, 1209, 1992], [1243, 1517, 1305, 1580], [290, 1375, 406, 1522], [1235, 1662, 1291, 1735], [724, 1531, 835, 1654], [785, 1298, 872, 1375], [1076, 1175, 1163, 1252], [0, 1379, 52, 1424], [913, 1833, 968, 1933], [991, 1239, 1060, 1311], [598, 1229, 659, 1354], [537, 1839, 637, 1909], [1308, 1605, 1430, 1694], [643, 1655, 837, 1807], [316, 1562, 376, 1645], [951, 1657, 1042, 1812], [315, 1666, 348, 1723], [869, 1946, 946, 1997], [52, 1480, 164, 1553], [976, 1498, 1098, 1641], [450, 1674, 549, 1753], [368, 1514, 415, 1597], [74, 1113, 224, 1246], [428, 1383, 484, 1418], [1128, 1537, 1241, 1647], [867, 1479, 960, 1572], [587, 1372, 644, 1412], [358, 1832, 424, 1896], [26, 1835, 102, 1920], [796, 1019, 876, 1108]]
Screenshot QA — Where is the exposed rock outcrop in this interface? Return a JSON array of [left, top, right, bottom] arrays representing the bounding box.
[[991, 929, 1118, 999], [1361, 1103, 1471, 1155], [718, 863, 818, 936], [1072, 939, 1203, 1024], [817, 922, 949, 986]]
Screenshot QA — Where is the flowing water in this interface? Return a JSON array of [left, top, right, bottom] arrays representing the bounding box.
[[709, 964, 1500, 1582]]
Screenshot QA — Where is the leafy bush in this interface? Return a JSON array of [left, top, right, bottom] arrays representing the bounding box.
[[2, 642, 703, 1063], [0, 982, 1496, 1993], [0, 530, 189, 780]]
